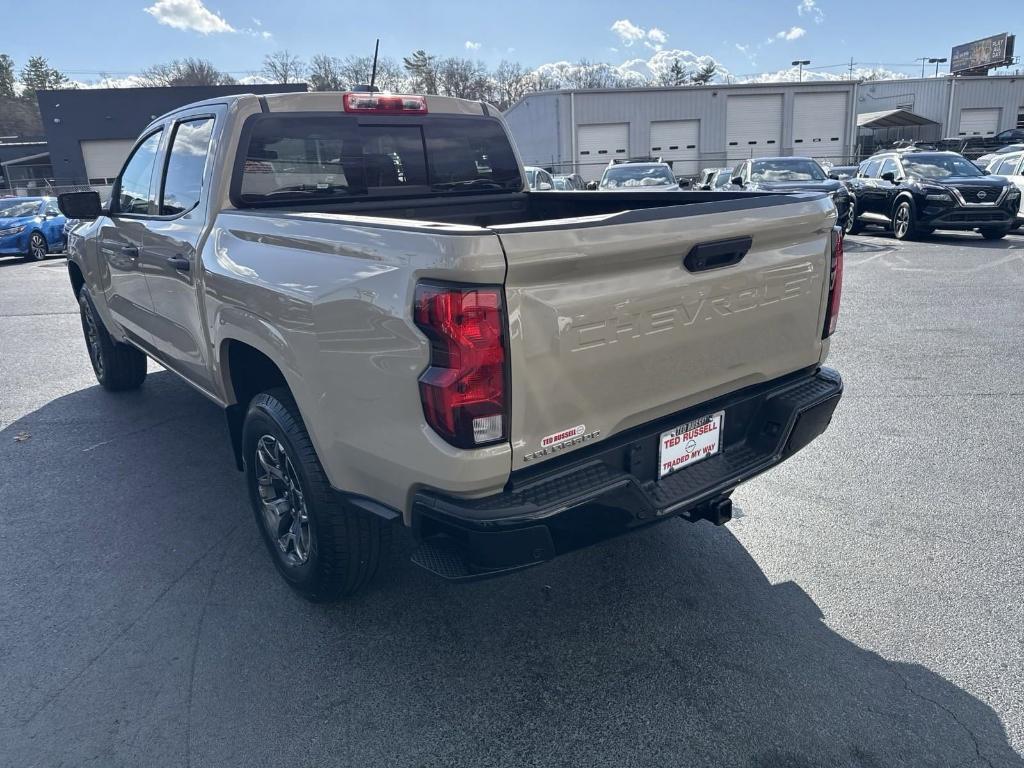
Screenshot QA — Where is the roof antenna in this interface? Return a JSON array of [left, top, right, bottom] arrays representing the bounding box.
[[369, 38, 380, 93]]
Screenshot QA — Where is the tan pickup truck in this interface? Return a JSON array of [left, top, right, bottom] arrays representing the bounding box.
[[58, 91, 844, 601]]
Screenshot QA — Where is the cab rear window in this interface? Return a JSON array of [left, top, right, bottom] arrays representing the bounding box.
[[234, 114, 522, 206]]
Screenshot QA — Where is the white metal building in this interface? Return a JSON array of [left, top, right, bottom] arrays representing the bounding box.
[[503, 75, 1024, 180]]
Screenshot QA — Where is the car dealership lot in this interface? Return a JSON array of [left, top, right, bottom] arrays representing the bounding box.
[[1, 233, 1022, 767]]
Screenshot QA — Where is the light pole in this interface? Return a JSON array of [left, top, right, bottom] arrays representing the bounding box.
[[928, 57, 948, 77], [792, 60, 811, 82]]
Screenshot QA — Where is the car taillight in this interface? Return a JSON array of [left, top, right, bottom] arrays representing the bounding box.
[[823, 226, 844, 338], [413, 282, 508, 448], [342, 92, 428, 114]]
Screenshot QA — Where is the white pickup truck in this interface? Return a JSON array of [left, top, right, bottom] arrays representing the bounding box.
[[59, 90, 844, 601]]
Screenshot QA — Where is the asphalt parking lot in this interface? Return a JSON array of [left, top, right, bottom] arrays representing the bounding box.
[[1, 229, 1022, 768]]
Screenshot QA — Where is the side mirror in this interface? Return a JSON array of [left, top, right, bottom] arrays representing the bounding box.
[[44, 210, 59, 218], [58, 191, 103, 220], [538, 182, 552, 191], [586, 181, 599, 190], [731, 176, 744, 187], [881, 171, 896, 183], [828, 172, 840, 180], [982, 169, 991, 175]]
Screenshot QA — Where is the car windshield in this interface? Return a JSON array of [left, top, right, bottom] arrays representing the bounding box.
[[902, 154, 984, 178], [0, 200, 41, 218], [600, 165, 675, 188], [749, 159, 826, 182]]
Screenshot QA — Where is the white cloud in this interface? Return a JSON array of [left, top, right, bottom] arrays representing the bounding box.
[[143, 0, 235, 34], [610, 19, 646, 46], [776, 26, 807, 41], [646, 27, 668, 49], [797, 0, 824, 23], [465, 40, 482, 51]]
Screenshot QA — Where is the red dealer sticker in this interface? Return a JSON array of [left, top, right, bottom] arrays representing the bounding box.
[[541, 424, 586, 448], [658, 410, 724, 479]]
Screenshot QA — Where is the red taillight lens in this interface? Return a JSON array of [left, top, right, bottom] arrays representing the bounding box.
[[824, 226, 844, 338], [413, 282, 508, 448], [342, 92, 428, 114]]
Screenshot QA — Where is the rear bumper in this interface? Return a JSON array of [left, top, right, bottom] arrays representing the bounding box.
[[411, 366, 843, 579]]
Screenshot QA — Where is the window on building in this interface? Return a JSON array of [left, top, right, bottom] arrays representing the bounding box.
[[160, 118, 215, 215], [116, 131, 162, 215]]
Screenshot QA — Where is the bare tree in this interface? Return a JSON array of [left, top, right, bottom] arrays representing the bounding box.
[[306, 54, 345, 92], [262, 50, 305, 84], [140, 58, 236, 87], [493, 60, 531, 109], [436, 57, 492, 101], [562, 60, 621, 90], [336, 55, 404, 91]]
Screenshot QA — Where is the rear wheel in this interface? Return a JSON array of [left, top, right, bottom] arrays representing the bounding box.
[[243, 388, 391, 601], [78, 289, 147, 390], [26, 232, 47, 261], [979, 227, 1008, 240], [891, 200, 917, 241]]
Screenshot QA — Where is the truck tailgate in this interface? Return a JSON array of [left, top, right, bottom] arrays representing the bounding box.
[[492, 194, 834, 467]]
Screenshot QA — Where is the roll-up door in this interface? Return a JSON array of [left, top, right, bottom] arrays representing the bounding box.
[[576, 123, 629, 180]]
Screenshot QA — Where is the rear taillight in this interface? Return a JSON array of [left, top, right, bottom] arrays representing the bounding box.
[[413, 282, 508, 448], [342, 92, 428, 114], [823, 226, 844, 338]]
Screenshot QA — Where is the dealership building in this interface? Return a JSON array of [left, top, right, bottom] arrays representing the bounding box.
[[503, 75, 1024, 180]]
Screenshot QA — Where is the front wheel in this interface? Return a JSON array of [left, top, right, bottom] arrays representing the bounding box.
[[979, 228, 1008, 240], [242, 388, 390, 601], [843, 199, 862, 235], [891, 200, 918, 241], [26, 232, 48, 261], [78, 289, 148, 390]]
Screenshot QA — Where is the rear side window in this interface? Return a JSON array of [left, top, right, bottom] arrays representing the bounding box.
[[995, 156, 1020, 176], [860, 158, 882, 178], [161, 117, 215, 215], [234, 114, 522, 206]]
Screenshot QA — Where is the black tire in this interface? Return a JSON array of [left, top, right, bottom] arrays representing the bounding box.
[[979, 228, 1008, 240], [243, 388, 390, 601], [891, 199, 918, 241], [26, 231, 48, 261], [78, 289, 148, 391], [843, 199, 863, 235]]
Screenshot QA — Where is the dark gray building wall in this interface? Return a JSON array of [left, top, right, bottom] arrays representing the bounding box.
[[37, 83, 306, 183]]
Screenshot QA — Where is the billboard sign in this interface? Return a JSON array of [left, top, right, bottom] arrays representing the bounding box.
[[950, 33, 1015, 74]]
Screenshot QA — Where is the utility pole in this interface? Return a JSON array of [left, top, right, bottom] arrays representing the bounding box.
[[917, 57, 928, 78], [792, 59, 811, 82], [848, 57, 856, 80]]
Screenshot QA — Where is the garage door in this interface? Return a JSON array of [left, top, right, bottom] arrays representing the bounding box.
[[649, 120, 699, 176], [726, 95, 783, 162], [81, 139, 136, 186], [958, 108, 1000, 137], [577, 123, 628, 180], [792, 92, 847, 161]]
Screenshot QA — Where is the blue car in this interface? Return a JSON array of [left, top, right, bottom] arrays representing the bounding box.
[[0, 196, 67, 261]]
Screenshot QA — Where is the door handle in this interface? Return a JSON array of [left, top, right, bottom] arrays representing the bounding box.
[[167, 255, 190, 272], [121, 245, 139, 257]]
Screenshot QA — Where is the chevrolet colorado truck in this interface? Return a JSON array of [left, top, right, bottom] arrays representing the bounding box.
[[58, 91, 844, 601]]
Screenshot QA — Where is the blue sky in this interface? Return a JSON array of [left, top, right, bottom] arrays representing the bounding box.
[[1, 0, 1016, 82]]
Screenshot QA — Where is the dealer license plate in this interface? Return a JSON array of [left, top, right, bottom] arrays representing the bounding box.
[[658, 411, 724, 479]]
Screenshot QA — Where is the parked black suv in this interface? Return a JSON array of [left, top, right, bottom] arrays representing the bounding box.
[[730, 156, 852, 226], [845, 151, 1020, 240]]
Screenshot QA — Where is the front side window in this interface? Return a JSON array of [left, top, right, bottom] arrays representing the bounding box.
[[45, 201, 60, 216], [879, 158, 900, 179], [161, 118, 215, 215], [117, 131, 163, 215], [995, 156, 1021, 176]]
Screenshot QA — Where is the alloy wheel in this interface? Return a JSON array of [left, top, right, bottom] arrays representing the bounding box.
[[30, 234, 47, 261], [894, 204, 910, 239], [255, 435, 312, 566], [81, 302, 104, 378]]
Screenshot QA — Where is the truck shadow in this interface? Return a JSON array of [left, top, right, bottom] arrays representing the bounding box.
[[2, 371, 1021, 767]]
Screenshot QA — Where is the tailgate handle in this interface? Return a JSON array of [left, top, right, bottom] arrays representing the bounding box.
[[684, 236, 752, 273]]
